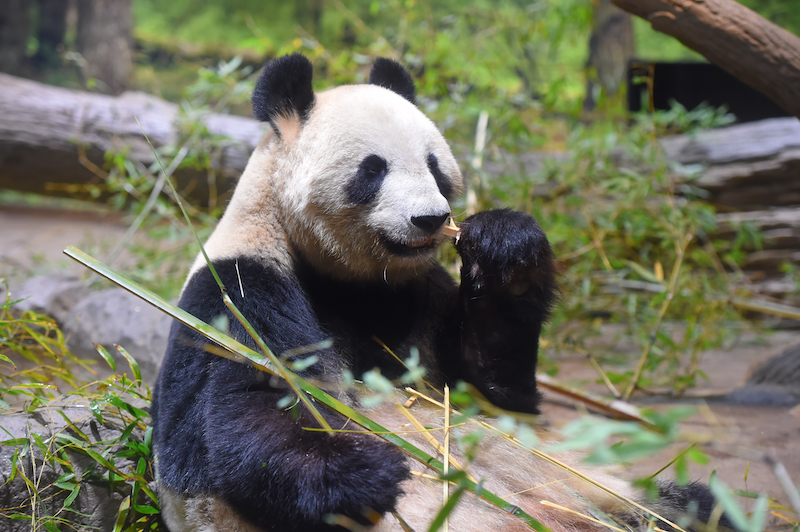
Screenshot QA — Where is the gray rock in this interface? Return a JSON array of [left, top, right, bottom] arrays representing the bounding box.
[[0, 405, 144, 531], [63, 288, 172, 385], [727, 343, 800, 406], [12, 273, 90, 324]]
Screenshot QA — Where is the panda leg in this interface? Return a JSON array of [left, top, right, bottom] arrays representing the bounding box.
[[202, 383, 410, 531], [451, 209, 559, 414]]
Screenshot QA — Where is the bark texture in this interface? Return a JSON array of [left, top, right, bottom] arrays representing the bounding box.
[[588, 0, 635, 94], [76, 0, 133, 94], [612, 0, 800, 119], [34, 0, 70, 69], [0, 0, 30, 75], [0, 73, 267, 205]]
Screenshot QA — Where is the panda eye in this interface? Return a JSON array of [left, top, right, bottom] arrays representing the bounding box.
[[360, 154, 388, 179], [427, 153, 453, 199], [346, 154, 389, 205]]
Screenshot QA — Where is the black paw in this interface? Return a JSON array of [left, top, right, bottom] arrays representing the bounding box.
[[455, 209, 556, 296], [314, 433, 410, 523]]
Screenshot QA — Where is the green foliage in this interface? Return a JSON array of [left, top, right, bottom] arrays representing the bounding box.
[[0, 284, 158, 531], [737, 0, 800, 37], [710, 475, 769, 532], [549, 406, 698, 465], [459, 105, 746, 394]]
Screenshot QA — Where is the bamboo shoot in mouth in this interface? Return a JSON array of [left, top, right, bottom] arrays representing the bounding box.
[[442, 217, 461, 243]]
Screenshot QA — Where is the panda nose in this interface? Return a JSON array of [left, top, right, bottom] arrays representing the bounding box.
[[411, 213, 449, 234]]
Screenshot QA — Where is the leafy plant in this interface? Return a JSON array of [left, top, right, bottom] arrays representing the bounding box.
[[0, 283, 158, 531]]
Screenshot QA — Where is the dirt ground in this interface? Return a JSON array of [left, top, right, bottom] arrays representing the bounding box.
[[2, 204, 799, 528]]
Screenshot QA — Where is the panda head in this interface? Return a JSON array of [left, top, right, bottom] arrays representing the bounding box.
[[251, 54, 464, 283]]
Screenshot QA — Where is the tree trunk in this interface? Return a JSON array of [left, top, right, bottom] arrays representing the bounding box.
[[584, 0, 636, 111], [34, 0, 70, 69], [611, 0, 800, 120], [75, 0, 132, 94], [0, 0, 30, 75]]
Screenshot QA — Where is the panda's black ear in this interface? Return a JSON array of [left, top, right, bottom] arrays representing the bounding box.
[[252, 53, 316, 137], [369, 58, 416, 105]]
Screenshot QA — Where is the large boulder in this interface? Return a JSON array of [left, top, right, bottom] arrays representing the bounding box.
[[13, 273, 90, 324], [63, 288, 172, 385], [728, 343, 800, 406]]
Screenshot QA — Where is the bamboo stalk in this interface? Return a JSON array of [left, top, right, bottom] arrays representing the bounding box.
[[623, 233, 693, 401]]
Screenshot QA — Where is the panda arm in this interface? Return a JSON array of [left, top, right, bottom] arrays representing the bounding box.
[[203, 360, 408, 530], [450, 209, 558, 414], [156, 258, 409, 529]]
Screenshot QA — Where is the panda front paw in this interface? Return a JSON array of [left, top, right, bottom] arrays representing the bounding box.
[[455, 209, 556, 297], [315, 433, 410, 524]]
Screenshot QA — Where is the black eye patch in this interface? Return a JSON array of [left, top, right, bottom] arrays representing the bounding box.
[[427, 153, 453, 200], [346, 154, 389, 205]]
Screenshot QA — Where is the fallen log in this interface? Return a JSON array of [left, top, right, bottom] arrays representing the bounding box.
[[660, 117, 800, 210], [0, 72, 267, 205], [2, 72, 800, 215]]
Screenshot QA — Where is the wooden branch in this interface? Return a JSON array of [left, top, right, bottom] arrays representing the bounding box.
[[0, 72, 267, 205], [612, 0, 800, 119]]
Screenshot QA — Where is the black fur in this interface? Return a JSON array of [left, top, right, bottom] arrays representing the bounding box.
[[657, 481, 735, 531], [153, 258, 411, 531], [369, 57, 417, 105], [345, 154, 389, 206], [427, 153, 454, 200], [450, 209, 558, 414], [252, 53, 316, 136], [153, 209, 560, 530]]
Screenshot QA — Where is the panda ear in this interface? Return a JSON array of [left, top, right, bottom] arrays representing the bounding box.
[[369, 58, 417, 105], [252, 53, 316, 140]]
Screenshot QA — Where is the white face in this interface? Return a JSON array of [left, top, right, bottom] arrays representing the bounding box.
[[276, 85, 464, 283]]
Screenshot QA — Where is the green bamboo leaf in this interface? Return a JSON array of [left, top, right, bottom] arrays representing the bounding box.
[[89, 400, 104, 424], [82, 447, 117, 471], [94, 344, 117, 372], [106, 395, 149, 421], [132, 504, 161, 515], [113, 496, 131, 532], [64, 484, 80, 507], [624, 260, 664, 285], [1, 438, 28, 446], [8, 383, 58, 391], [708, 474, 749, 531], [114, 344, 142, 386], [428, 484, 468, 532], [55, 433, 89, 448], [56, 410, 91, 443]]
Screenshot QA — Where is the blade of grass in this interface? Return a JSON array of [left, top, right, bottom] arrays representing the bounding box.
[[64, 245, 551, 532]]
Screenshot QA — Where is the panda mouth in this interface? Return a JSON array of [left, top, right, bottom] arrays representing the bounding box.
[[381, 235, 438, 256]]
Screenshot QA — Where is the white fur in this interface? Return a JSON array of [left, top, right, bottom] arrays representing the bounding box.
[[194, 84, 462, 284]]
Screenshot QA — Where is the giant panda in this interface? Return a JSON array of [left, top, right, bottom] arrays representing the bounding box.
[[151, 54, 728, 532]]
